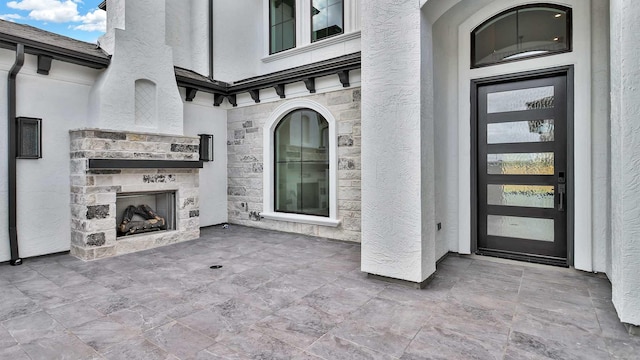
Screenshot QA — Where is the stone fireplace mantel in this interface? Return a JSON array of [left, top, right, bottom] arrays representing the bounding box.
[[69, 129, 201, 261]]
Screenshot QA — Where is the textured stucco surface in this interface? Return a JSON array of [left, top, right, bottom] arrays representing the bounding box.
[[212, 0, 262, 82], [0, 50, 100, 262], [165, 0, 193, 71], [429, 0, 466, 258], [164, 0, 211, 76], [591, 0, 612, 273], [226, 89, 362, 242], [420, 9, 438, 279], [610, 0, 640, 326], [183, 93, 229, 227], [212, 0, 361, 81], [89, 0, 183, 135], [361, 0, 435, 283]]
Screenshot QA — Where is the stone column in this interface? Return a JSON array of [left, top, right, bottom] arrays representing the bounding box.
[[360, 0, 436, 285], [610, 0, 640, 328]]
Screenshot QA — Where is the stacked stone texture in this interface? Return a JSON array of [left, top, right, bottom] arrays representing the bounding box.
[[227, 88, 362, 242], [69, 129, 200, 260]]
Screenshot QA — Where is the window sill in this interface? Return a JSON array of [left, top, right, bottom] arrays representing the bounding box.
[[262, 31, 361, 63], [259, 212, 341, 227]]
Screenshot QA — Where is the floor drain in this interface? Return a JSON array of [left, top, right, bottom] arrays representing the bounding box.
[[210, 265, 223, 269]]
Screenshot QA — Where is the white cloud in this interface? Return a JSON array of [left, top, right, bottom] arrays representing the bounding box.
[[0, 13, 23, 22], [7, 0, 80, 23], [6, 0, 105, 32], [73, 9, 105, 32]]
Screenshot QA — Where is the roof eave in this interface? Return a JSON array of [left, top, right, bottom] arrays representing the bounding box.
[[0, 34, 110, 69]]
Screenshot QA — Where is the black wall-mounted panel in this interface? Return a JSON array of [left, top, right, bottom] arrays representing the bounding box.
[[17, 117, 42, 159]]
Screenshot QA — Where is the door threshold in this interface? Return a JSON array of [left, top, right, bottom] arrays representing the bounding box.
[[476, 248, 569, 268]]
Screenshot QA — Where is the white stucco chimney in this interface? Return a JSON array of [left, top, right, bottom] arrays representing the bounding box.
[[89, 0, 184, 135]]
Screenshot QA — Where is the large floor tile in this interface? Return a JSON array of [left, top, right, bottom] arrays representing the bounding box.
[[403, 326, 506, 360], [2, 311, 66, 344], [0, 225, 634, 359], [103, 337, 172, 360], [307, 334, 396, 360], [71, 317, 139, 353], [46, 300, 104, 328], [222, 329, 304, 359], [508, 330, 610, 360], [20, 332, 103, 360], [144, 321, 216, 359]]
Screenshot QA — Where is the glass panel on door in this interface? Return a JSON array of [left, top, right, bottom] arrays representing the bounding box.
[[487, 184, 555, 208], [487, 120, 555, 144], [487, 152, 554, 175], [487, 86, 554, 113], [487, 215, 555, 242]]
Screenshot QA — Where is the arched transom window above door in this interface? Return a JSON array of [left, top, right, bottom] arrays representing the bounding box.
[[471, 4, 572, 68]]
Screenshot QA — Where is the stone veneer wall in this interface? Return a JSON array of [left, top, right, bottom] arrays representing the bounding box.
[[227, 88, 361, 242], [69, 129, 201, 260]]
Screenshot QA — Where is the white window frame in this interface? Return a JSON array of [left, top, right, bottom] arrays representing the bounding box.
[[262, 0, 360, 60], [261, 99, 340, 227]]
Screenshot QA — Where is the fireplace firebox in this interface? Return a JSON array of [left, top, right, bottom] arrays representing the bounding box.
[[116, 191, 176, 238]]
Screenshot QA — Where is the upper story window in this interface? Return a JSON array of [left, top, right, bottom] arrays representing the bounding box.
[[275, 109, 329, 217], [270, 0, 296, 54], [311, 0, 344, 42], [472, 4, 572, 68], [266, 0, 358, 59]]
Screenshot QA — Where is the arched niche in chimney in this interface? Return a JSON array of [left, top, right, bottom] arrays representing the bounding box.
[[135, 79, 158, 128]]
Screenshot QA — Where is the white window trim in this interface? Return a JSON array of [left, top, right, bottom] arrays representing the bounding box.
[[262, 31, 361, 63], [262, 99, 340, 227], [263, 0, 359, 59]]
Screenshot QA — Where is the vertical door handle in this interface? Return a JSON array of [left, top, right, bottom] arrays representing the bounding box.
[[558, 184, 566, 212], [558, 171, 566, 212]]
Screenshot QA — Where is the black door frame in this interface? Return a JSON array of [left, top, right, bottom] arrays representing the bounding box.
[[470, 65, 574, 266]]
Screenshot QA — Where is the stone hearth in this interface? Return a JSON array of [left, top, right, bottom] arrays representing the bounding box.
[[69, 129, 201, 260]]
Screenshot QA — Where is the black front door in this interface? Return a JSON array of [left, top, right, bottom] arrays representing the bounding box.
[[475, 74, 569, 265]]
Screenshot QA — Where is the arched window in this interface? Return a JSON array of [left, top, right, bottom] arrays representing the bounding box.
[[471, 4, 572, 68], [262, 99, 339, 227], [274, 109, 329, 216]]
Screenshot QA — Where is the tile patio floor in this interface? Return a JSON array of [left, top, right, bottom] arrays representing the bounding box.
[[0, 225, 638, 359]]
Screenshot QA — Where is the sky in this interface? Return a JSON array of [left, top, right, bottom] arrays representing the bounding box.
[[0, 0, 106, 43]]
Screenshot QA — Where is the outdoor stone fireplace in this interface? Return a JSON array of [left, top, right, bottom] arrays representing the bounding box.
[[69, 129, 201, 261]]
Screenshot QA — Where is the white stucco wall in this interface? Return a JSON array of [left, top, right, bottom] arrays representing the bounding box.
[[610, 0, 640, 326], [420, 10, 438, 273], [165, 0, 193, 70], [91, 0, 184, 135], [190, 0, 211, 76], [0, 50, 99, 262], [361, 0, 436, 283], [182, 92, 229, 227], [165, 0, 210, 76], [212, 0, 360, 82], [429, 2, 462, 258], [212, 0, 262, 81], [591, 0, 611, 273]]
